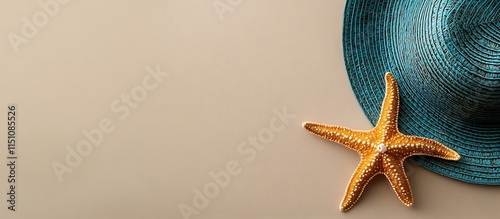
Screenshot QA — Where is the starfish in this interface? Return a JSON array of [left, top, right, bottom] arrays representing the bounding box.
[[302, 72, 460, 212]]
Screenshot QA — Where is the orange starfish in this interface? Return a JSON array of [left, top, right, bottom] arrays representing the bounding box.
[[303, 72, 460, 212]]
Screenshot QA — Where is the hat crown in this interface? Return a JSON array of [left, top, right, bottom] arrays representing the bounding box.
[[452, 1, 500, 28], [447, 1, 500, 80], [401, 0, 500, 126]]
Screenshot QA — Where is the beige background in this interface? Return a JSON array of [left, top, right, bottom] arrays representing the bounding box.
[[1, 0, 499, 218]]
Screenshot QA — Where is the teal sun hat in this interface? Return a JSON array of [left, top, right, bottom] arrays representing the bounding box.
[[343, 0, 500, 184]]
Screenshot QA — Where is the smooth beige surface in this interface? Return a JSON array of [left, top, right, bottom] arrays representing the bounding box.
[[0, 0, 499, 218]]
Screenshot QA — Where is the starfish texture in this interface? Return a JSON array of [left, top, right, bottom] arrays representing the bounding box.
[[303, 72, 460, 212]]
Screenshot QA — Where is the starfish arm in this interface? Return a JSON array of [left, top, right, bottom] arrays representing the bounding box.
[[303, 122, 371, 152], [382, 155, 413, 206], [389, 135, 461, 160], [374, 72, 400, 141], [340, 156, 382, 212]]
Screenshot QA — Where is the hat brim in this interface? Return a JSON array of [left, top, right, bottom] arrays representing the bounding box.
[[343, 0, 500, 184]]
